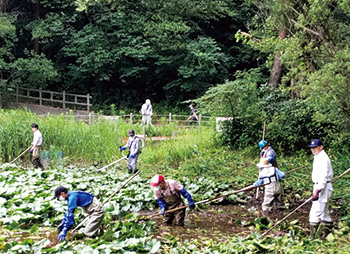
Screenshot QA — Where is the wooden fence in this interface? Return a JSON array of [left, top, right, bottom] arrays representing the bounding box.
[[1, 86, 92, 112]]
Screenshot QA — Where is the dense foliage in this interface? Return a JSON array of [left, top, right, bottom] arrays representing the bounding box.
[[0, 0, 257, 111]]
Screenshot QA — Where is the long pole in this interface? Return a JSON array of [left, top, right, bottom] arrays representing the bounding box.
[[262, 167, 350, 237], [257, 121, 266, 199], [96, 152, 127, 171], [147, 165, 307, 219], [72, 170, 140, 233], [10, 146, 32, 164]]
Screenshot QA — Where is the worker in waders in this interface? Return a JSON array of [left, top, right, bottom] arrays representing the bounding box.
[[309, 139, 333, 239], [119, 129, 140, 174], [52, 186, 105, 241], [254, 158, 285, 216], [150, 175, 195, 226]]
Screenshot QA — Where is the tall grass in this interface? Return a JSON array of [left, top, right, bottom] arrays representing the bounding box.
[[0, 109, 210, 165]]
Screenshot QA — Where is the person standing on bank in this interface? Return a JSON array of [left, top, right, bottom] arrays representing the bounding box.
[[119, 129, 140, 174], [253, 158, 285, 216], [150, 175, 195, 226], [309, 139, 333, 239], [186, 103, 199, 131], [53, 186, 105, 241], [30, 123, 44, 169], [141, 99, 154, 127]]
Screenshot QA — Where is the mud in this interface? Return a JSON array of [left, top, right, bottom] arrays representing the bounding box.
[[141, 201, 340, 242]]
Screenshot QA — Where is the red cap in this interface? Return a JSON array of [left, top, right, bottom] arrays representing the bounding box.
[[150, 175, 164, 187]]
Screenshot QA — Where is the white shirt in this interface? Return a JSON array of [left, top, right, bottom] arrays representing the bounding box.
[[32, 129, 43, 146], [312, 150, 333, 191], [141, 103, 153, 116]]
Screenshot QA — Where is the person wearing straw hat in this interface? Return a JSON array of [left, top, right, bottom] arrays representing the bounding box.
[[309, 139, 333, 239], [254, 158, 285, 216], [150, 175, 195, 226], [141, 99, 154, 127], [30, 123, 44, 169], [52, 186, 105, 241]]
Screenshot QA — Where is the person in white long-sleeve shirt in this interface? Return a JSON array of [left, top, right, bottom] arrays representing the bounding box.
[[31, 123, 44, 169], [309, 139, 333, 239], [119, 129, 140, 174]]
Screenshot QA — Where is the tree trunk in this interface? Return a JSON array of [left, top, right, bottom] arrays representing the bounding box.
[[33, 1, 40, 53], [269, 28, 286, 89], [0, 0, 6, 13]]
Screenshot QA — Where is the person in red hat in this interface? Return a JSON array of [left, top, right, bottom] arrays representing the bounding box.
[[150, 175, 195, 226]]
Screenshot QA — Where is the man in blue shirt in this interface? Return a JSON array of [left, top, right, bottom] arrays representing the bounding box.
[[53, 186, 105, 241]]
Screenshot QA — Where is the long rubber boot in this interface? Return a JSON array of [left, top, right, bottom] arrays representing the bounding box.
[[310, 223, 320, 239], [320, 221, 333, 240]]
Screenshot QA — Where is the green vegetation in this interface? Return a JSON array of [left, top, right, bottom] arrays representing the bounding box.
[[1, 109, 350, 253]]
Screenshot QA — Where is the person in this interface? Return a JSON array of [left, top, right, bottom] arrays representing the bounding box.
[[141, 99, 154, 127], [253, 158, 285, 216], [52, 186, 105, 242], [119, 129, 140, 174], [309, 139, 333, 239], [186, 103, 199, 130], [258, 140, 278, 167], [150, 175, 195, 226], [30, 123, 44, 169]]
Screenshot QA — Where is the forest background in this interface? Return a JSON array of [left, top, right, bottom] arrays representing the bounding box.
[[1, 0, 350, 154]]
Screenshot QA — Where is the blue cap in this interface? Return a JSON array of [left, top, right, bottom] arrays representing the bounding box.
[[258, 140, 268, 150], [309, 139, 323, 148]]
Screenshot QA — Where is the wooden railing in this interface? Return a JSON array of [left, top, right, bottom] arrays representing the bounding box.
[[1, 85, 92, 112]]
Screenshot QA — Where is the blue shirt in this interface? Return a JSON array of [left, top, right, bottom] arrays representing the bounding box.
[[67, 191, 94, 211], [61, 191, 94, 230], [260, 147, 277, 166]]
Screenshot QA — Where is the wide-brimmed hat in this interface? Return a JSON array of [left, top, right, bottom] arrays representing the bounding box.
[[256, 158, 272, 168]]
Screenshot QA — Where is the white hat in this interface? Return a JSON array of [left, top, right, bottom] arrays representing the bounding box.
[[146, 99, 151, 104], [256, 158, 272, 168]]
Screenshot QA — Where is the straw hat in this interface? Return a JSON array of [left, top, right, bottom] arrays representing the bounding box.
[[256, 158, 272, 168]]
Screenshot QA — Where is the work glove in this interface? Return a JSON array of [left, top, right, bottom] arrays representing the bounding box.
[[312, 189, 321, 201], [57, 229, 68, 241], [30, 148, 34, 153], [119, 146, 127, 151], [129, 154, 135, 159], [189, 200, 195, 210], [56, 223, 64, 233], [161, 208, 166, 216]]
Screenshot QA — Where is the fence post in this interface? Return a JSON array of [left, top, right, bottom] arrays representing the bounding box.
[[130, 113, 133, 124], [115, 123, 118, 139], [63, 91, 66, 109], [142, 126, 146, 148], [169, 113, 172, 123], [39, 87, 42, 106], [16, 85, 19, 103], [198, 114, 202, 127], [87, 93, 90, 112], [89, 112, 92, 125]]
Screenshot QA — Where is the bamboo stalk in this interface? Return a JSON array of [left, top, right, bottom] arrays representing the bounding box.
[[10, 146, 32, 164]]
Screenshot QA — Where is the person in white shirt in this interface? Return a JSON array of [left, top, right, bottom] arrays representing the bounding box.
[[309, 139, 333, 239], [30, 123, 44, 169], [141, 99, 154, 127]]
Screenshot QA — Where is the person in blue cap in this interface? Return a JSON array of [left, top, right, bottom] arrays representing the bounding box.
[[309, 139, 333, 239], [258, 140, 278, 167], [53, 186, 105, 241]]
